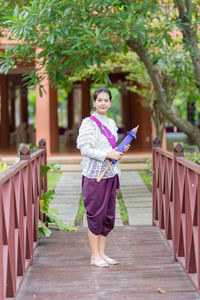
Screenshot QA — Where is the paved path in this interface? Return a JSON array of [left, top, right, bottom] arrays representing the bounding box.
[[50, 171, 152, 227], [120, 171, 152, 225], [50, 172, 82, 226]]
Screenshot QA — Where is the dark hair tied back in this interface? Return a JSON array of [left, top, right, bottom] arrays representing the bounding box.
[[92, 87, 112, 102]]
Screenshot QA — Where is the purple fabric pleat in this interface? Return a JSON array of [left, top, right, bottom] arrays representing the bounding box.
[[82, 175, 119, 236], [90, 115, 116, 149]]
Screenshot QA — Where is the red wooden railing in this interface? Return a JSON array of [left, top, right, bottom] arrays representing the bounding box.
[[152, 136, 200, 293], [0, 139, 47, 300]]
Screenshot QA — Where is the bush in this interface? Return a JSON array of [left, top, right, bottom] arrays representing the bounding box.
[[184, 152, 200, 165], [146, 158, 152, 171]]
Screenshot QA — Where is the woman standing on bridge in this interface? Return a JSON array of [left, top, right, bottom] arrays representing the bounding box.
[[77, 87, 130, 268]]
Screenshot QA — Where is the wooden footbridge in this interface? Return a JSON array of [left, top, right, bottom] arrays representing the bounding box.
[[1, 138, 200, 300]]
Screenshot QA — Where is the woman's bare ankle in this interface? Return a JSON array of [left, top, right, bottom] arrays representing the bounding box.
[[99, 253, 105, 258], [91, 255, 101, 263]]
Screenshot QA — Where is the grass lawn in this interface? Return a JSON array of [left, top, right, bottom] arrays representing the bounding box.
[[47, 172, 62, 190], [138, 170, 152, 192], [117, 189, 129, 225]]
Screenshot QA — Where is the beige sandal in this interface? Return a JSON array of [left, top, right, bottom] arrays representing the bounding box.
[[90, 258, 109, 268], [103, 255, 119, 265]]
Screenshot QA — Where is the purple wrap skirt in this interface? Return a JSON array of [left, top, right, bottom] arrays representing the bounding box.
[[82, 175, 119, 236]]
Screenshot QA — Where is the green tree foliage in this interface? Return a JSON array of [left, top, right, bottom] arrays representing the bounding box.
[[0, 1, 160, 79], [0, 0, 200, 146]]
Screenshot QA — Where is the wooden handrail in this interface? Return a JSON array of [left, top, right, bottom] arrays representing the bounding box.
[[152, 146, 173, 159], [152, 136, 200, 294], [0, 148, 46, 185], [176, 156, 200, 174], [0, 138, 47, 300]]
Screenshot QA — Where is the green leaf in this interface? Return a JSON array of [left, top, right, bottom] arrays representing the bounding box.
[[38, 220, 52, 238], [40, 165, 51, 180], [50, 34, 54, 44], [63, 8, 72, 16], [13, 5, 19, 17], [39, 85, 43, 97], [95, 26, 99, 37], [41, 190, 55, 212], [123, 43, 129, 54], [46, 212, 78, 231]]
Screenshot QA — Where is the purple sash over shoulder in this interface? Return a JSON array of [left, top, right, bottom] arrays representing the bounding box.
[[90, 115, 116, 149]]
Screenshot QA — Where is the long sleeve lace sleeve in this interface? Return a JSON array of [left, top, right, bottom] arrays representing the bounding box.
[[77, 118, 107, 161]]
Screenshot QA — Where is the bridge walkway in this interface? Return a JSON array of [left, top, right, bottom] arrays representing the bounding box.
[[16, 171, 200, 300]]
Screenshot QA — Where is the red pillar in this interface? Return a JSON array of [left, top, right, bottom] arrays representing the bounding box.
[[49, 86, 59, 153], [36, 80, 59, 155], [35, 48, 59, 155], [120, 90, 132, 133], [20, 86, 28, 124], [68, 90, 74, 129], [10, 86, 16, 132], [130, 91, 152, 152], [0, 74, 10, 149], [81, 79, 91, 119]]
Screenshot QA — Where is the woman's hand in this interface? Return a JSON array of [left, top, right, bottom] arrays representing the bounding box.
[[106, 149, 123, 161], [124, 144, 131, 153]]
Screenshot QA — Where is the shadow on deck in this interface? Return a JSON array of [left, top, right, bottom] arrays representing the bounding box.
[[16, 226, 200, 300]]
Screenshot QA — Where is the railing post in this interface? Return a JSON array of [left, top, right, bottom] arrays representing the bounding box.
[[38, 138, 47, 224], [152, 136, 161, 226], [20, 144, 31, 160], [173, 142, 184, 261], [38, 138, 47, 151], [38, 138, 47, 193], [38, 138, 47, 164], [19, 144, 34, 267]]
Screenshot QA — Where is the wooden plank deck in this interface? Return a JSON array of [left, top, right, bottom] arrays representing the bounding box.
[[16, 226, 200, 300]]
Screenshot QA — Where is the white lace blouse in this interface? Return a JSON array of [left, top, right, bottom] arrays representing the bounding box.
[[76, 112, 121, 179]]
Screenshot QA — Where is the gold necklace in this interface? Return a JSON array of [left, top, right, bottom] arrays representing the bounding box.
[[101, 125, 113, 139]]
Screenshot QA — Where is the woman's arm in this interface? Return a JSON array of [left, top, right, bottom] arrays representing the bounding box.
[[80, 144, 107, 161]]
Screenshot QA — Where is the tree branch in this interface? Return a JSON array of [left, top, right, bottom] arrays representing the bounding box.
[[185, 0, 192, 16], [127, 38, 200, 148], [176, 0, 185, 18]]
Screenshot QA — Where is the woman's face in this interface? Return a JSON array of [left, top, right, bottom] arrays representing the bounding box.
[[93, 92, 111, 115]]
